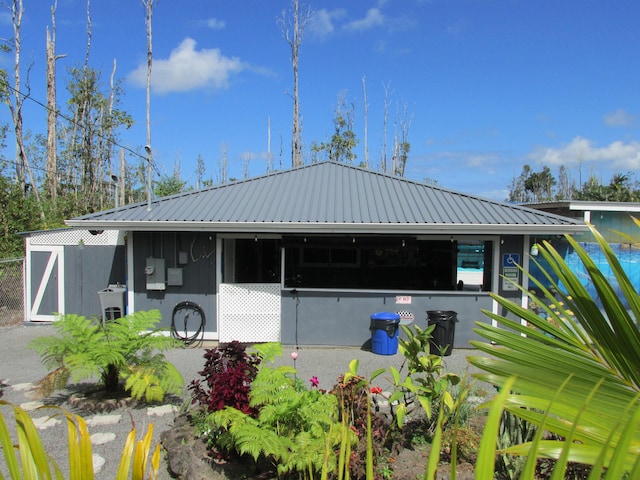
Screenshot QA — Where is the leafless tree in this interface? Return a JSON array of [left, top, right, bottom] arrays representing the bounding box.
[[141, 0, 156, 206], [9, 0, 26, 190], [196, 153, 205, 190], [45, 1, 66, 202], [6, 0, 43, 217], [392, 102, 412, 177], [362, 76, 369, 168], [218, 143, 228, 184], [381, 82, 393, 173], [278, 0, 311, 168], [267, 116, 271, 173]]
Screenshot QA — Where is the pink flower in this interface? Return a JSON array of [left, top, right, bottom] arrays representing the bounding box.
[[371, 386, 383, 395], [310, 376, 319, 387], [290, 351, 298, 360]]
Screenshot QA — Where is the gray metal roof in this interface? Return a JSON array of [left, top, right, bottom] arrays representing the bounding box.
[[66, 161, 586, 235]]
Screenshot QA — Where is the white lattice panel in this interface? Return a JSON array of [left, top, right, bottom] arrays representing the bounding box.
[[219, 283, 281, 343], [28, 229, 124, 246]]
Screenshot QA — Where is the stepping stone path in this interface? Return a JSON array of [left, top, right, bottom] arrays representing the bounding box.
[[4, 380, 178, 478]]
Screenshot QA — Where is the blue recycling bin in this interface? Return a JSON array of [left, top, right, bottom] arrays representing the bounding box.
[[370, 312, 401, 355]]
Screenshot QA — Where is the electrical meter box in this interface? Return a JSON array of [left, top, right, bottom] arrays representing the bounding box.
[[145, 257, 166, 290]]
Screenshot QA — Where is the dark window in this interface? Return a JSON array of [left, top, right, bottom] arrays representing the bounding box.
[[284, 237, 492, 291], [234, 239, 281, 283]]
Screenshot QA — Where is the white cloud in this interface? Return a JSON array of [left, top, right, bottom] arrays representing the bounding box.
[[204, 18, 226, 30], [345, 8, 385, 32], [309, 8, 346, 38], [528, 136, 640, 171], [604, 109, 635, 127], [128, 38, 247, 94]]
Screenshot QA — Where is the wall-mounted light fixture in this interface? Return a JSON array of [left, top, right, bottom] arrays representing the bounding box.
[[530, 242, 539, 256]]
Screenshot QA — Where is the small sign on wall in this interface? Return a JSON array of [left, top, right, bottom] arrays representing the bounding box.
[[502, 253, 520, 291], [396, 295, 412, 304]]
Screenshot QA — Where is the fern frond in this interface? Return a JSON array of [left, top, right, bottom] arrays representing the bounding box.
[[230, 420, 290, 462], [248, 342, 283, 363], [249, 366, 297, 408], [28, 310, 183, 399], [32, 367, 71, 399]]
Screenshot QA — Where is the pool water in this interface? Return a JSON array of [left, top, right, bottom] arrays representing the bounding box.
[[531, 242, 639, 309]]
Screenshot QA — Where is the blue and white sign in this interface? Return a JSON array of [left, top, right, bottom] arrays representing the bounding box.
[[503, 253, 520, 267], [502, 253, 520, 291]]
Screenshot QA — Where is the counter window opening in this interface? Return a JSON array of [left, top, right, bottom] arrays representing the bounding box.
[[283, 236, 492, 291]]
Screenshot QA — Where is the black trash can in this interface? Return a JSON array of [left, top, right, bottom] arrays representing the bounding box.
[[427, 310, 457, 356]]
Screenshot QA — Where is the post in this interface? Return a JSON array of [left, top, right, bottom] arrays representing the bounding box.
[[145, 145, 152, 211]]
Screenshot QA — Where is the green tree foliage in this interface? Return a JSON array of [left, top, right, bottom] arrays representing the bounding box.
[[469, 223, 640, 477], [29, 310, 183, 402], [508, 164, 640, 203], [574, 172, 640, 202], [154, 174, 187, 198], [58, 66, 133, 213], [310, 93, 359, 163], [0, 174, 45, 257]]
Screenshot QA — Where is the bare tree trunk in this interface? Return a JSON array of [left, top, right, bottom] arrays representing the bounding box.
[[242, 153, 251, 179], [104, 58, 117, 208], [362, 76, 369, 169], [80, 0, 92, 210], [11, 0, 25, 191], [119, 147, 125, 206], [219, 143, 227, 184], [45, 1, 65, 202], [7, 0, 44, 220], [84, 0, 92, 68], [279, 0, 310, 168], [267, 116, 271, 173], [381, 82, 392, 174], [393, 102, 413, 177], [141, 0, 155, 207]]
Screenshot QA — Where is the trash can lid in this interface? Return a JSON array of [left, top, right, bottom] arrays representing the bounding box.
[[371, 312, 400, 321]]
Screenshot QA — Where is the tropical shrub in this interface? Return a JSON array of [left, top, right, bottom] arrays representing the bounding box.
[[387, 323, 461, 430], [29, 310, 183, 402], [203, 344, 353, 478], [188, 341, 261, 415], [0, 400, 159, 480], [470, 223, 640, 478], [334, 360, 388, 479]]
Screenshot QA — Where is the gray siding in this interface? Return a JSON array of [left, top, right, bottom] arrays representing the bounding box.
[[280, 290, 493, 348], [64, 245, 126, 317], [132, 232, 217, 332]]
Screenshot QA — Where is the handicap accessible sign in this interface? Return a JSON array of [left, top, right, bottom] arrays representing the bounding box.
[[502, 253, 520, 291]]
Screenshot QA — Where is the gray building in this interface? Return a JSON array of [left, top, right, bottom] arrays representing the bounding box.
[[57, 161, 586, 348]]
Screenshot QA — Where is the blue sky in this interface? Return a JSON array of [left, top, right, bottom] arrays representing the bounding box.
[[2, 0, 639, 201]]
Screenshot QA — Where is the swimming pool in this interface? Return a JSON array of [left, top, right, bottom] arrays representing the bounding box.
[[531, 241, 639, 309]]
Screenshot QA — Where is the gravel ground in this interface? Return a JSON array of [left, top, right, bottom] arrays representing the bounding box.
[[0, 323, 487, 479]]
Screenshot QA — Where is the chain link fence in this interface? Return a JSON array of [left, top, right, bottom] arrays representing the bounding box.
[[0, 258, 24, 327]]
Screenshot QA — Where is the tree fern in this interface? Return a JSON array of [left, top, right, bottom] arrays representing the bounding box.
[[206, 360, 345, 478], [29, 310, 183, 401]]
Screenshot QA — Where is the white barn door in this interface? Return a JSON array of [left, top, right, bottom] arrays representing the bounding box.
[[26, 245, 65, 322]]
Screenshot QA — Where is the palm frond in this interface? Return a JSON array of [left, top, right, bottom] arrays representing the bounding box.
[[469, 223, 640, 472]]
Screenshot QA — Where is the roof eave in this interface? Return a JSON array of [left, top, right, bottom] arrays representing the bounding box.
[[65, 219, 587, 236]]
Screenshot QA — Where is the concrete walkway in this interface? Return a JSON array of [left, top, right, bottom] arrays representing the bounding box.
[[0, 323, 488, 479]]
